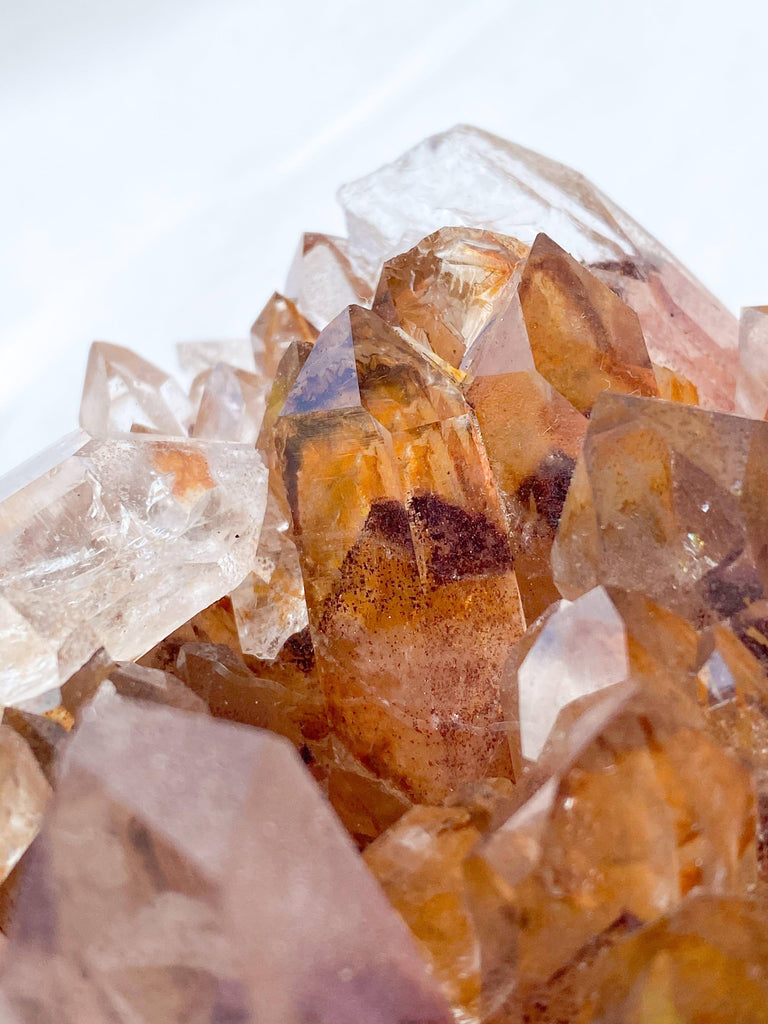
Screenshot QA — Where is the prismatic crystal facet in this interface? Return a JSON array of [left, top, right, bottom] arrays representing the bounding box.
[[0, 126, 764, 1023]]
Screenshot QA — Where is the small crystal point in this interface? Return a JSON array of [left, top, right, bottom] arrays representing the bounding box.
[[176, 337, 256, 379], [80, 341, 193, 437], [251, 292, 318, 380], [503, 586, 630, 763], [285, 233, 374, 330], [518, 233, 658, 415], [735, 304, 768, 419], [0, 727, 51, 885], [192, 363, 268, 443]]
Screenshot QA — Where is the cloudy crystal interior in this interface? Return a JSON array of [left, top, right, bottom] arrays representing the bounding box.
[[0, 126, 765, 1023]]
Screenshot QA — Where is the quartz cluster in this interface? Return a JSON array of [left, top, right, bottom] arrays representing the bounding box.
[[0, 126, 765, 1023]]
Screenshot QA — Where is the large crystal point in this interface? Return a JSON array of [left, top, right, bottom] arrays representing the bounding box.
[[0, 433, 267, 704], [276, 305, 524, 802], [338, 125, 737, 411], [0, 689, 451, 1024], [80, 341, 193, 437], [552, 391, 768, 633]]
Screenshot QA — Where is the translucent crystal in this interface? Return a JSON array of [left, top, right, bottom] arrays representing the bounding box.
[[521, 895, 768, 1023], [467, 683, 756, 1017], [502, 587, 630, 763], [276, 305, 524, 802], [339, 125, 737, 411], [0, 689, 451, 1024], [372, 227, 528, 367], [251, 292, 318, 380], [192, 363, 268, 443], [364, 804, 484, 1020], [462, 301, 587, 621], [1, 708, 67, 785], [285, 232, 374, 330], [552, 392, 767, 633], [0, 433, 267, 704], [80, 341, 193, 437], [514, 233, 658, 414], [0, 727, 50, 884], [735, 304, 768, 419], [230, 487, 308, 660], [176, 337, 256, 379]]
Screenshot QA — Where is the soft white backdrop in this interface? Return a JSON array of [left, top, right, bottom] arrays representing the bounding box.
[[2, 0, 766, 474]]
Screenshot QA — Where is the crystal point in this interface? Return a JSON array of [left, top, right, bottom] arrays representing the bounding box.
[[0, 691, 451, 1024], [3, 127, 766, 1021], [285, 233, 374, 330], [251, 292, 318, 380], [0, 434, 267, 704], [80, 341, 193, 437], [373, 226, 528, 367], [277, 306, 524, 801], [339, 125, 738, 410]]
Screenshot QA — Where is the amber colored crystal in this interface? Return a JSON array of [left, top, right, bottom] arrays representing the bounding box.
[[462, 303, 587, 619], [251, 292, 318, 380], [276, 304, 524, 802], [373, 227, 528, 367], [364, 782, 516, 1023], [140, 603, 409, 846], [466, 683, 756, 1018], [365, 804, 484, 1020], [5, 126, 768, 1023], [339, 125, 737, 412], [522, 895, 768, 1023], [513, 234, 658, 416], [442, 231, 660, 619], [552, 391, 768, 634]]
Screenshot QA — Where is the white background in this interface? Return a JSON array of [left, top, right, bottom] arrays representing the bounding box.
[[1, 0, 767, 475]]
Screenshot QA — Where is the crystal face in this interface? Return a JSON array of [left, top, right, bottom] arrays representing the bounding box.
[[1, 127, 767, 1023], [0, 433, 267, 704]]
